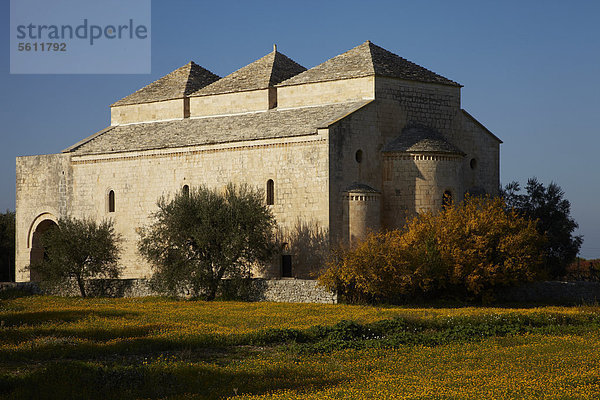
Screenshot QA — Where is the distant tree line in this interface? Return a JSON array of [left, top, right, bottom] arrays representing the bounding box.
[[0, 211, 15, 282]]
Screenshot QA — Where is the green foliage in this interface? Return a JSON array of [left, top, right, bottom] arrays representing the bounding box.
[[138, 184, 277, 300], [28, 217, 123, 297], [320, 196, 545, 303], [0, 210, 15, 281], [501, 178, 583, 278]]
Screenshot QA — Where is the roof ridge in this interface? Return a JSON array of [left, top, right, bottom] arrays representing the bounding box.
[[267, 50, 278, 87], [364, 40, 377, 75]]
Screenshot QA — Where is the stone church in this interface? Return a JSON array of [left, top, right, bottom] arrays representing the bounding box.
[[15, 41, 501, 282]]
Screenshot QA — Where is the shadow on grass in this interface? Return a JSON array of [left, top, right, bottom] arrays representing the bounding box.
[[0, 358, 344, 400], [0, 309, 139, 327]]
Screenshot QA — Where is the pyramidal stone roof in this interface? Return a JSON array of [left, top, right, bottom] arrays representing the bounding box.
[[192, 47, 306, 96], [112, 62, 220, 107], [278, 41, 460, 87], [383, 125, 465, 154]]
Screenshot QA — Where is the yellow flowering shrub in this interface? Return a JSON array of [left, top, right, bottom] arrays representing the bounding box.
[[320, 196, 545, 302]]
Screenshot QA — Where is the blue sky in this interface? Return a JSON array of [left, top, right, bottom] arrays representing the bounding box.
[[2, 0, 599, 258]]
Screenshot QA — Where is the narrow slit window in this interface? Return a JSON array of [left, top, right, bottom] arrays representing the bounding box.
[[182, 185, 189, 196], [266, 179, 274, 205], [108, 190, 115, 213]]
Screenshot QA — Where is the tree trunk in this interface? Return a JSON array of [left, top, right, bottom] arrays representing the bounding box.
[[206, 265, 228, 301], [76, 275, 87, 298]]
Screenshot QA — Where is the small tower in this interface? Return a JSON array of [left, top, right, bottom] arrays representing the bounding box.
[[343, 183, 381, 244]]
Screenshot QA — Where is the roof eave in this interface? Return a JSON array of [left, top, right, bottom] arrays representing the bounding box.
[[189, 85, 272, 98], [382, 150, 466, 156], [110, 95, 187, 107], [316, 99, 375, 128], [63, 126, 116, 153], [277, 73, 462, 89]]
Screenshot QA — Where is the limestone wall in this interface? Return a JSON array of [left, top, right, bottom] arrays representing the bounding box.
[[453, 112, 501, 196], [328, 103, 384, 244], [189, 89, 272, 117], [111, 99, 185, 125], [15, 153, 72, 281], [67, 134, 330, 279], [375, 77, 460, 135], [277, 77, 374, 108]]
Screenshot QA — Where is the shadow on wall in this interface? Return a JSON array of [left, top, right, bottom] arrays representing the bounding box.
[[277, 219, 329, 279], [382, 154, 424, 230]]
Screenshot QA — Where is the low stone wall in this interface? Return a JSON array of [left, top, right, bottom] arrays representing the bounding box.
[[248, 279, 337, 304], [0, 278, 337, 304], [6, 280, 597, 305], [496, 281, 600, 305]]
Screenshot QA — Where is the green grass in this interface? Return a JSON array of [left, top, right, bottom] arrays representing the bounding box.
[[1, 296, 599, 399]]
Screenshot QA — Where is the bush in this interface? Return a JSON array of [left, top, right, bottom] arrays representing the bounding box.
[[29, 217, 123, 297], [319, 196, 545, 303], [138, 184, 276, 300]]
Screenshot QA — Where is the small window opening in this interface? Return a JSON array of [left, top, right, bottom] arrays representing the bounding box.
[[355, 149, 363, 163], [266, 179, 274, 205], [182, 185, 189, 196], [470, 158, 477, 170], [108, 190, 115, 213], [442, 190, 453, 208]]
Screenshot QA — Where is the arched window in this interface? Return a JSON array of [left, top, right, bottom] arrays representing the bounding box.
[[108, 190, 115, 213], [182, 185, 189, 197], [266, 179, 274, 205], [355, 149, 363, 163], [442, 190, 453, 208]]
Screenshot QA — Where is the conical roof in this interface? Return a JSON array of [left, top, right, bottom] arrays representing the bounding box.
[[383, 125, 465, 154], [345, 182, 380, 193], [112, 62, 220, 106], [279, 41, 460, 87], [192, 48, 306, 96]]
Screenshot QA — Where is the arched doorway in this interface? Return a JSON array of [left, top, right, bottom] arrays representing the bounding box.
[[29, 219, 58, 281]]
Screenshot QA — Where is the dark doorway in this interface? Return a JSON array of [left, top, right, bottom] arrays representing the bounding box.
[[29, 219, 58, 281], [281, 255, 292, 278]]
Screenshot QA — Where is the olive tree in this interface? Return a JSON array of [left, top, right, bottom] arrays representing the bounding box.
[[30, 217, 123, 297], [501, 178, 583, 278], [138, 184, 277, 300]]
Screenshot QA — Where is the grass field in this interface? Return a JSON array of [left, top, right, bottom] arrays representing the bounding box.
[[1, 294, 600, 399]]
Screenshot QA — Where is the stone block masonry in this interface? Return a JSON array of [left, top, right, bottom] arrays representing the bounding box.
[[0, 279, 338, 304]]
